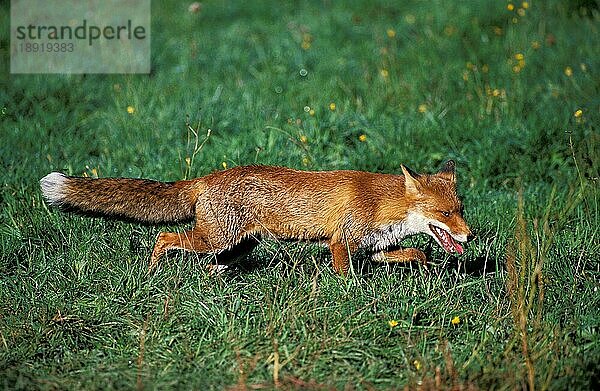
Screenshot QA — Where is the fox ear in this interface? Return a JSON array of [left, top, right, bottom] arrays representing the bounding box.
[[438, 160, 456, 183], [401, 164, 422, 195]]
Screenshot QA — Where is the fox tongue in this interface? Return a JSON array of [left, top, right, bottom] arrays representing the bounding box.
[[435, 226, 464, 254], [454, 240, 464, 255]]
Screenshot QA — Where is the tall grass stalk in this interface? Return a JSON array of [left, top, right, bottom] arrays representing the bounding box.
[[506, 182, 587, 390]]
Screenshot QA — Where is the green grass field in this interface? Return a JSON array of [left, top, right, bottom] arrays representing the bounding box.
[[1, 0, 599, 389]]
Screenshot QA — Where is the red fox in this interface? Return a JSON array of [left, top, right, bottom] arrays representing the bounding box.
[[40, 160, 472, 274]]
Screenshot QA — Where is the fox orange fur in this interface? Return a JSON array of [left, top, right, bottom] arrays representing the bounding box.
[[40, 161, 472, 274]]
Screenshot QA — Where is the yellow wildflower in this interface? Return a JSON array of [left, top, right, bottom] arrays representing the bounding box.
[[299, 135, 308, 143], [564, 66, 573, 77], [380, 69, 389, 78], [413, 360, 422, 371], [222, 161, 227, 169], [309, 109, 315, 116], [512, 54, 525, 68], [522, 1, 529, 9], [451, 316, 461, 325], [359, 134, 367, 142], [574, 109, 584, 124], [388, 320, 399, 327], [507, 3, 515, 11], [386, 29, 396, 38], [126, 105, 135, 114], [418, 104, 427, 113], [329, 102, 336, 111]]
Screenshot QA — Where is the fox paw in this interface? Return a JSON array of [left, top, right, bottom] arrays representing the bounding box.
[[373, 248, 427, 266]]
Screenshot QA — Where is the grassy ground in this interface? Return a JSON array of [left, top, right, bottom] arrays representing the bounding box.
[[1, 0, 598, 389]]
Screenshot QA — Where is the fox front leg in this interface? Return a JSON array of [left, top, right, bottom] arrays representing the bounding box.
[[329, 241, 351, 275], [329, 236, 362, 276], [372, 248, 427, 266]]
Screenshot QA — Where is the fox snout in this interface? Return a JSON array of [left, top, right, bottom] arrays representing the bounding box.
[[455, 220, 474, 243], [466, 231, 475, 243]]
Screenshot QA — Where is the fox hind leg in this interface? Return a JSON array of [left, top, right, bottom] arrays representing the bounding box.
[[150, 227, 231, 270]]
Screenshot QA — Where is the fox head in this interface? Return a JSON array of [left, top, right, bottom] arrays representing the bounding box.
[[401, 160, 473, 255]]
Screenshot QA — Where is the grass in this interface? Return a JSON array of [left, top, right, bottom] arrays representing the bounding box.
[[0, 0, 599, 389]]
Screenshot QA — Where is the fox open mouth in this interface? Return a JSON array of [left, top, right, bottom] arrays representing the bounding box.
[[429, 224, 464, 254]]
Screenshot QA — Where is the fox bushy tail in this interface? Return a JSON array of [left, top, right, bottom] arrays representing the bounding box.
[[40, 173, 197, 224]]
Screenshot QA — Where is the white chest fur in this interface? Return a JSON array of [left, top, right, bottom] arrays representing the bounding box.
[[360, 221, 411, 251], [359, 212, 427, 252]]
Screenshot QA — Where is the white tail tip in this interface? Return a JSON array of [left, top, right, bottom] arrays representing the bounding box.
[[40, 172, 68, 205]]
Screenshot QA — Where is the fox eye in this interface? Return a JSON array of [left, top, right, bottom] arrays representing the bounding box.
[[441, 211, 451, 217]]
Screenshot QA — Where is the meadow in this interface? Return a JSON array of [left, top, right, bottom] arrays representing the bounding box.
[[0, 0, 598, 389]]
